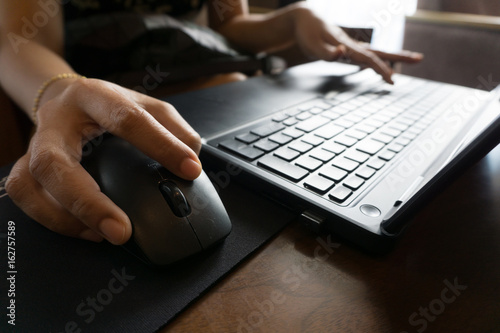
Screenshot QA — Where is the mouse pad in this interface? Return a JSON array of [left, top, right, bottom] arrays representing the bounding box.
[[0, 164, 295, 332]]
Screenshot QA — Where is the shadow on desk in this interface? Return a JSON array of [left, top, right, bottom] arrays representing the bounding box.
[[166, 144, 500, 332]]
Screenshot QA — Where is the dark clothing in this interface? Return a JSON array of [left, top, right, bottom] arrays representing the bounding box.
[[63, 0, 205, 21]]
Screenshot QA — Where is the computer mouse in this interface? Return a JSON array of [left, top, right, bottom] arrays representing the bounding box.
[[81, 135, 232, 266]]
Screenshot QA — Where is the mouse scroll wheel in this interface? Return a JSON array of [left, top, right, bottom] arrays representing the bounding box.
[[159, 181, 192, 217]]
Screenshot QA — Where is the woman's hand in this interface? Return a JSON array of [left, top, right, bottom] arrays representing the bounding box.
[[292, 6, 423, 84], [5, 78, 202, 245], [211, 2, 422, 84]]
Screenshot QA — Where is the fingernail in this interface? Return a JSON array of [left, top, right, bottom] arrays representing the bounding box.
[[99, 218, 126, 245], [79, 229, 104, 242], [387, 71, 395, 85], [413, 52, 424, 59], [180, 157, 202, 179]]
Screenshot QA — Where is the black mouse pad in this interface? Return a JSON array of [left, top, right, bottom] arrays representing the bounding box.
[[0, 164, 295, 332]]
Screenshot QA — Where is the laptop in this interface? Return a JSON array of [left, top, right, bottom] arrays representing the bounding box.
[[163, 61, 500, 252]]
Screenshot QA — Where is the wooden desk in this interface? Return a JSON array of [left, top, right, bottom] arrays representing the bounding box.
[[164, 144, 500, 332]]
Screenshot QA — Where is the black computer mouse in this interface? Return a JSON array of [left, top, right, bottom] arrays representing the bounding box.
[[81, 135, 232, 266]]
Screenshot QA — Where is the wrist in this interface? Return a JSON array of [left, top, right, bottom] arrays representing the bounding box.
[[287, 3, 319, 40], [33, 73, 85, 125]]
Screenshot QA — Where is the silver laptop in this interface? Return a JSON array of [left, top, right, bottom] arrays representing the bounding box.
[[164, 61, 500, 252]]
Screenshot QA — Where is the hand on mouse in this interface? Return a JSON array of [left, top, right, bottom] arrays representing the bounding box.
[[5, 78, 202, 245]]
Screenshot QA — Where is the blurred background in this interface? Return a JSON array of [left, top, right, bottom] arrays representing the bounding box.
[[250, 0, 500, 90]]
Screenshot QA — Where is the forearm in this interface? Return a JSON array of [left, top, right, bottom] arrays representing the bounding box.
[[212, 2, 308, 54], [0, 37, 76, 119], [0, 0, 75, 121]]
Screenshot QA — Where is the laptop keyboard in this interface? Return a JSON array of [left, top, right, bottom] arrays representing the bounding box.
[[213, 77, 452, 206]]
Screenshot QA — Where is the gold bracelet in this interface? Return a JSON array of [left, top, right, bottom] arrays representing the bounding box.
[[32, 73, 85, 124]]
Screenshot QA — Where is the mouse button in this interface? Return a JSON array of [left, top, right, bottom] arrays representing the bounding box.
[[132, 215, 203, 266], [185, 173, 232, 248], [159, 181, 192, 217]]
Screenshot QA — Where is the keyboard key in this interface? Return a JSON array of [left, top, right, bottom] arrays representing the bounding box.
[[387, 143, 405, 153], [324, 99, 340, 107], [356, 139, 385, 155], [404, 112, 421, 121], [296, 116, 330, 133], [372, 133, 393, 144], [309, 148, 335, 163], [343, 175, 365, 190], [296, 112, 312, 121], [236, 133, 260, 144], [282, 127, 304, 139], [381, 128, 402, 138], [378, 150, 397, 161], [309, 107, 323, 115], [380, 110, 398, 119], [301, 135, 324, 146], [395, 137, 411, 146], [219, 139, 246, 152], [237, 147, 265, 160], [218, 139, 264, 161], [304, 174, 335, 195], [372, 114, 391, 123], [344, 114, 363, 124], [364, 119, 384, 128], [334, 135, 358, 147], [356, 166, 376, 180], [251, 123, 285, 137], [368, 101, 386, 111], [344, 129, 367, 140], [288, 141, 313, 154], [329, 186, 353, 203], [355, 96, 373, 104], [359, 105, 379, 115], [314, 101, 334, 110], [401, 131, 418, 141], [254, 140, 279, 153], [319, 165, 348, 182], [272, 113, 289, 122], [322, 141, 346, 155], [409, 126, 424, 136], [344, 150, 370, 164], [258, 155, 309, 182], [346, 99, 364, 107], [331, 106, 350, 115], [397, 117, 415, 126], [295, 156, 323, 171], [314, 124, 344, 140], [333, 91, 358, 102], [352, 110, 371, 119], [335, 118, 355, 129], [390, 122, 409, 131], [331, 157, 359, 172], [354, 124, 377, 134], [367, 158, 385, 170], [274, 147, 300, 162], [283, 118, 299, 126], [322, 110, 341, 120], [269, 133, 293, 145]]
